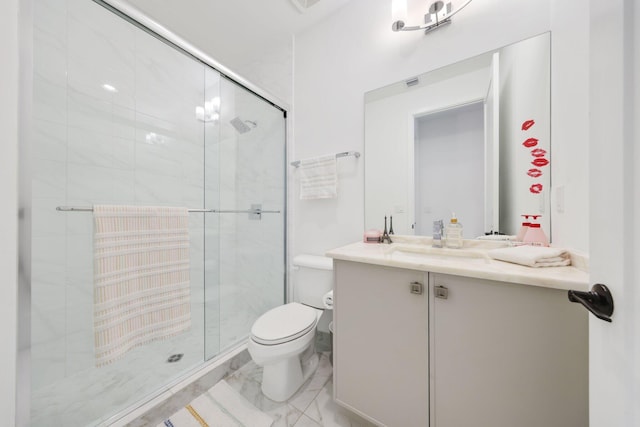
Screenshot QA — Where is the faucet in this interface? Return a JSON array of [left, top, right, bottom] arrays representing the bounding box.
[[432, 219, 444, 248]]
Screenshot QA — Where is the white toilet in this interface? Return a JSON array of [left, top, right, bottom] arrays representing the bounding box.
[[248, 254, 333, 402]]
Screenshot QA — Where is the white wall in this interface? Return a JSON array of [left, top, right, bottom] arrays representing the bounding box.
[[293, 0, 589, 255], [1, 0, 19, 424], [550, 0, 590, 251]]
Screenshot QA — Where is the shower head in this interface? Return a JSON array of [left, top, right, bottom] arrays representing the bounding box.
[[230, 117, 257, 134]]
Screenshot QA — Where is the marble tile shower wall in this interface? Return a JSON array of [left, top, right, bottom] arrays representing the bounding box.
[[31, 0, 209, 390]]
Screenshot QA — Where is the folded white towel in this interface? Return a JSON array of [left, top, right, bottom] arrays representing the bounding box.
[[298, 155, 337, 200], [476, 234, 516, 241], [488, 245, 571, 268]]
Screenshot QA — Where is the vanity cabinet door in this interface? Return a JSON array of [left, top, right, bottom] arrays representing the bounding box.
[[334, 261, 428, 427], [430, 273, 588, 427]]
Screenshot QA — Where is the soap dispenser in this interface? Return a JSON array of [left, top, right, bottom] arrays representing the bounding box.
[[516, 215, 532, 241], [522, 215, 549, 246], [445, 212, 463, 249]]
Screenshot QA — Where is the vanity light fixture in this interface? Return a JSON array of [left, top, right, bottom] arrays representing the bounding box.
[[391, 0, 473, 34]]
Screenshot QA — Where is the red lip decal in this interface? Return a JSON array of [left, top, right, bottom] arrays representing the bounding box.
[[530, 183, 543, 194], [531, 148, 547, 157], [523, 138, 539, 148], [522, 120, 535, 131], [527, 168, 543, 178], [532, 158, 549, 167]]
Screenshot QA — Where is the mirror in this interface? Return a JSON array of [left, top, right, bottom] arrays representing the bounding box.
[[365, 33, 551, 240]]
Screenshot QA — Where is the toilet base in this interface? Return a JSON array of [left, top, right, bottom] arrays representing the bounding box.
[[261, 352, 319, 402]]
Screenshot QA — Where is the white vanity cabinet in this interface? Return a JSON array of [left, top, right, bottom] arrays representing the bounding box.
[[333, 260, 429, 427], [332, 260, 588, 427], [429, 273, 588, 427]]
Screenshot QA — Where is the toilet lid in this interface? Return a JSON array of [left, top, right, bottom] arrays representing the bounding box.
[[251, 302, 318, 345]]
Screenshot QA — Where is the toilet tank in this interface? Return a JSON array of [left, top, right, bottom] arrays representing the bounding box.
[[293, 254, 333, 309]]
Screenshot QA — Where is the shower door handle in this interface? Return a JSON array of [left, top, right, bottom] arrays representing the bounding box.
[[213, 204, 281, 220], [214, 209, 281, 214]]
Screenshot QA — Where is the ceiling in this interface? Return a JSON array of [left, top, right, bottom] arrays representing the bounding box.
[[121, 0, 353, 67]]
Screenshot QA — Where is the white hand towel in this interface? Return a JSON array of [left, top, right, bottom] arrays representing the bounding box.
[[488, 245, 571, 268], [298, 155, 337, 200], [323, 290, 334, 310]]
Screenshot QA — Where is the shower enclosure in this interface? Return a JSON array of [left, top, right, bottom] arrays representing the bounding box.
[[28, 0, 286, 425]]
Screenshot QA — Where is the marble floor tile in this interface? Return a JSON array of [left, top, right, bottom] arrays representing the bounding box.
[[288, 353, 333, 413], [128, 350, 371, 427], [224, 363, 305, 427], [294, 413, 323, 427], [221, 351, 358, 427], [304, 379, 378, 427]]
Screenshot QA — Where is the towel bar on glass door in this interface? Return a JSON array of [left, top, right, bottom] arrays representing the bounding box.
[[290, 151, 360, 167], [56, 206, 281, 214]]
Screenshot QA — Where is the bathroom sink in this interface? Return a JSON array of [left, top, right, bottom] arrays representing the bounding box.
[[385, 244, 490, 264]]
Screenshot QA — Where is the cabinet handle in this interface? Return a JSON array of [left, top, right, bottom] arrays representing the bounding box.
[[435, 285, 448, 299], [410, 282, 423, 295]]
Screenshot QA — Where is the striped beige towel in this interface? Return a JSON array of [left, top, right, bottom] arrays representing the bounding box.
[[298, 154, 337, 199], [93, 205, 191, 366]]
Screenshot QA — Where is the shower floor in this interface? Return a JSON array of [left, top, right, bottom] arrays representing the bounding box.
[[31, 328, 208, 426], [30, 308, 257, 427]]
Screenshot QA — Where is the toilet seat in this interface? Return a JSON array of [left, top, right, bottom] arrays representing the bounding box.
[[251, 302, 318, 345]]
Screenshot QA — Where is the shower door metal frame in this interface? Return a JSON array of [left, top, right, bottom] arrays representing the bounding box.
[[96, 0, 290, 115], [17, 1, 289, 425], [17, 0, 34, 426]]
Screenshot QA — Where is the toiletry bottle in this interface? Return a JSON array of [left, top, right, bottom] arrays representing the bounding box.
[[515, 215, 531, 241], [432, 220, 444, 248], [522, 215, 549, 246], [445, 213, 463, 249]]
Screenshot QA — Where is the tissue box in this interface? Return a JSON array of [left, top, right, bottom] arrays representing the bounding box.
[[363, 229, 381, 243]]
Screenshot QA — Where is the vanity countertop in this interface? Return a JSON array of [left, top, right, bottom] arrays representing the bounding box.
[[326, 236, 590, 292]]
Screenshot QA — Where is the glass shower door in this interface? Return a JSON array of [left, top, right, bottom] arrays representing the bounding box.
[[208, 77, 286, 356], [30, 0, 210, 424], [30, 0, 286, 424]]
